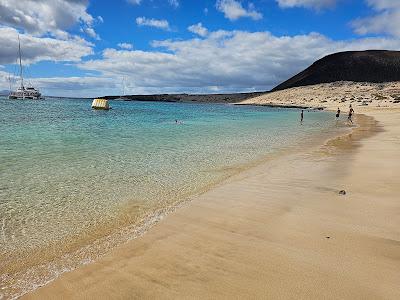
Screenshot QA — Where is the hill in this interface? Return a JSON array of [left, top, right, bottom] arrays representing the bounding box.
[[273, 50, 400, 91]]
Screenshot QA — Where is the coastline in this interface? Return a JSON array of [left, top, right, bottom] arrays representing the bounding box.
[[0, 100, 340, 300], [23, 105, 400, 299]]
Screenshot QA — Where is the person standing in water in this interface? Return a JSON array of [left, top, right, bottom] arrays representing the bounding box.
[[336, 108, 341, 120], [300, 110, 304, 124]]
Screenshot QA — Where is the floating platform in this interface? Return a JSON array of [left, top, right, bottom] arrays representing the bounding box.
[[92, 98, 110, 110]]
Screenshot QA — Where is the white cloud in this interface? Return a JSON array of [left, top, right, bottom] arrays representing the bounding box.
[[216, 0, 263, 21], [78, 30, 400, 94], [3, 29, 398, 97], [276, 0, 337, 9], [188, 23, 209, 37], [136, 17, 170, 30], [0, 27, 93, 65], [0, 69, 117, 97], [352, 0, 400, 37], [35, 76, 118, 95], [169, 0, 179, 8], [82, 28, 100, 40], [0, 0, 100, 39], [118, 43, 134, 50], [365, 0, 400, 10]]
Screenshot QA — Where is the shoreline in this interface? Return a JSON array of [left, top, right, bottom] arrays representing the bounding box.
[[23, 105, 400, 299], [1, 105, 340, 300], [235, 102, 325, 110]]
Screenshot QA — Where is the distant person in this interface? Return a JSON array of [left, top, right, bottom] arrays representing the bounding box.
[[336, 108, 341, 120], [349, 104, 354, 114], [300, 110, 304, 124], [348, 110, 353, 124]]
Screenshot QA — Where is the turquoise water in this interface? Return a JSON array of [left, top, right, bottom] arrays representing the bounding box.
[[0, 97, 337, 298]]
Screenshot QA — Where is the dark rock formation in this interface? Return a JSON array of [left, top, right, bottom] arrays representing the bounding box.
[[273, 50, 400, 91], [102, 92, 265, 103]]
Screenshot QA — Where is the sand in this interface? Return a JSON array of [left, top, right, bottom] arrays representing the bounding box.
[[240, 81, 400, 112], [24, 83, 400, 299]]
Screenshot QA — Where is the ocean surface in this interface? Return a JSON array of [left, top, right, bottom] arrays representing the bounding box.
[[0, 97, 339, 298]]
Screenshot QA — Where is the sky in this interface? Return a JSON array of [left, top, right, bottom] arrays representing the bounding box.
[[0, 0, 400, 97]]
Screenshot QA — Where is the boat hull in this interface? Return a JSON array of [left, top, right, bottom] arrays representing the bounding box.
[[9, 90, 42, 100], [9, 95, 43, 100]]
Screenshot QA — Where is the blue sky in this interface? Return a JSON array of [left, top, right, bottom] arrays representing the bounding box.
[[0, 0, 399, 96]]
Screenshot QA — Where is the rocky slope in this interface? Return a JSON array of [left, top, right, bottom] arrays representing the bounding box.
[[273, 50, 400, 92]]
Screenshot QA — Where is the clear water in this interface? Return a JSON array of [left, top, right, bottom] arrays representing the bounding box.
[[0, 97, 337, 298]]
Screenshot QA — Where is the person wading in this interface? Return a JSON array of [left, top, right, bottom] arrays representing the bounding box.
[[300, 110, 304, 125]]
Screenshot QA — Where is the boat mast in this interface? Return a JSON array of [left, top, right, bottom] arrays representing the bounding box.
[[18, 35, 25, 99], [122, 76, 125, 97], [8, 73, 12, 93]]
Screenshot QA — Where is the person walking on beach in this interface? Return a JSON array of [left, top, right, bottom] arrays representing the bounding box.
[[300, 110, 304, 124], [348, 109, 353, 123], [349, 104, 354, 114], [347, 104, 354, 124]]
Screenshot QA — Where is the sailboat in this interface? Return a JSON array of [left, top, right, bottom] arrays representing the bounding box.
[[9, 36, 42, 100], [118, 76, 130, 101]]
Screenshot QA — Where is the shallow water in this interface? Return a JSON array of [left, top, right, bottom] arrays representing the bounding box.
[[0, 97, 337, 298]]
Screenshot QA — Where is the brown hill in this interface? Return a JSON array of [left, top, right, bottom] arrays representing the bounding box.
[[273, 50, 400, 91]]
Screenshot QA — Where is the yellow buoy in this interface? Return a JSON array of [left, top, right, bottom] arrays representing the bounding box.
[[91, 98, 110, 110]]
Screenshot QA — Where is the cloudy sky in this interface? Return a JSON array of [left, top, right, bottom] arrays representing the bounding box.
[[0, 0, 399, 97]]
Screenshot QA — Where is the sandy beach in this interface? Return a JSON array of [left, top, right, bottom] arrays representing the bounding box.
[[24, 83, 400, 299]]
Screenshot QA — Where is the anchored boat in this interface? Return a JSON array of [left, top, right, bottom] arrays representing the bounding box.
[[9, 86, 42, 100], [9, 35, 42, 100]]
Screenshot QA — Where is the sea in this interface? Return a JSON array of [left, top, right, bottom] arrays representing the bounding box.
[[0, 97, 340, 299]]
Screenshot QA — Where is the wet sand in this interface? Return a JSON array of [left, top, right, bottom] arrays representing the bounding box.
[[23, 107, 400, 299]]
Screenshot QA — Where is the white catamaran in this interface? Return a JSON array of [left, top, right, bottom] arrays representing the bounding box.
[[9, 36, 42, 100]]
